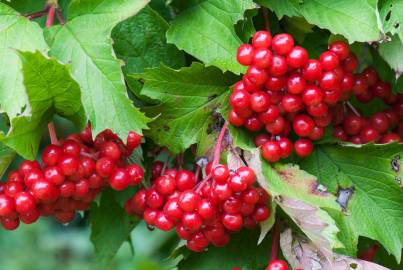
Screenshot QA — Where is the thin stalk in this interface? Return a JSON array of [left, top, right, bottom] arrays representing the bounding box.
[[269, 222, 280, 263]]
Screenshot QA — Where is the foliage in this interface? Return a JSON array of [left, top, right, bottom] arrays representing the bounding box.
[[0, 0, 402, 269]]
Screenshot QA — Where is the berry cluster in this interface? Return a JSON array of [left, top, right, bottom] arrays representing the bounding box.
[[125, 161, 270, 252], [230, 30, 401, 162], [0, 126, 143, 230], [332, 67, 402, 144]]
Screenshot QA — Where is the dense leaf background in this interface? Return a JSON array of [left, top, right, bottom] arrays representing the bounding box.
[[0, 0, 402, 269]]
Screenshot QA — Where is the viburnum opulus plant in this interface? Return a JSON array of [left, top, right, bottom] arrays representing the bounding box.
[[0, 1, 401, 270]]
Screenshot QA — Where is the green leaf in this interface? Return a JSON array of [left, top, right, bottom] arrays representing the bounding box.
[[379, 0, 403, 41], [166, 0, 255, 74], [0, 143, 15, 178], [260, 0, 382, 43], [46, 0, 151, 139], [90, 189, 139, 270], [177, 229, 273, 270], [136, 62, 237, 154], [300, 144, 403, 262], [0, 51, 85, 160], [379, 35, 403, 73], [0, 3, 48, 118], [112, 5, 185, 74]]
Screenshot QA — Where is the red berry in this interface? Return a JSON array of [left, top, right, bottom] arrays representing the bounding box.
[[14, 192, 36, 214], [265, 116, 286, 135], [294, 139, 313, 157], [307, 102, 328, 117], [31, 179, 59, 202], [0, 195, 15, 216], [309, 126, 325, 141], [252, 205, 270, 221], [362, 67, 378, 86], [58, 155, 79, 176], [320, 51, 339, 71], [266, 260, 288, 270], [333, 127, 348, 141], [100, 141, 121, 160], [223, 196, 242, 214], [59, 182, 75, 198], [293, 115, 314, 137], [126, 164, 144, 186], [340, 73, 354, 91], [155, 212, 174, 231], [143, 208, 158, 225], [253, 48, 272, 69], [24, 168, 44, 188], [182, 212, 203, 231], [222, 213, 243, 231], [95, 157, 115, 177], [320, 71, 340, 90], [155, 175, 176, 195], [250, 91, 270, 112], [212, 183, 232, 201], [19, 160, 40, 176], [236, 167, 255, 185], [360, 127, 379, 143], [109, 168, 130, 191], [229, 109, 245, 127], [342, 53, 358, 72], [258, 105, 280, 124], [236, 44, 254, 65], [380, 133, 400, 143], [176, 170, 196, 191], [62, 140, 81, 157], [42, 145, 62, 166], [163, 199, 183, 221], [353, 75, 368, 95], [55, 210, 76, 224], [343, 114, 363, 136], [20, 208, 40, 224], [261, 141, 281, 163], [151, 161, 164, 179], [176, 224, 193, 240], [252, 30, 272, 48], [287, 46, 308, 68], [187, 232, 209, 252], [278, 137, 293, 158], [372, 81, 391, 99], [245, 66, 268, 86], [303, 59, 322, 81], [329, 40, 350, 60], [323, 89, 341, 105], [287, 74, 306, 94], [126, 131, 142, 150], [254, 134, 271, 147], [242, 189, 259, 205], [74, 179, 90, 198], [198, 199, 215, 220], [272, 33, 294, 55], [244, 115, 263, 132], [282, 94, 303, 113], [178, 191, 200, 212], [269, 55, 288, 76], [212, 164, 230, 184], [370, 112, 389, 133], [230, 90, 250, 110], [78, 157, 95, 177], [1, 217, 19, 230], [302, 85, 323, 106], [228, 174, 248, 192], [265, 76, 286, 91]]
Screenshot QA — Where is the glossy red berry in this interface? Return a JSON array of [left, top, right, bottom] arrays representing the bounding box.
[[178, 191, 200, 212], [127, 131, 142, 150], [254, 134, 271, 147], [293, 115, 314, 137], [236, 44, 254, 65], [294, 139, 313, 157], [360, 127, 379, 144], [266, 260, 288, 270], [343, 114, 363, 136], [320, 71, 340, 90], [269, 55, 288, 76], [261, 141, 281, 163], [250, 91, 270, 112], [42, 145, 62, 166], [265, 116, 286, 135], [302, 85, 323, 106], [277, 137, 293, 158], [258, 105, 280, 124], [252, 30, 272, 48], [198, 199, 215, 220], [272, 33, 294, 55], [253, 48, 272, 69], [100, 141, 121, 160], [342, 53, 358, 72], [14, 192, 36, 214], [222, 213, 243, 231], [303, 59, 322, 81], [0, 195, 15, 216], [320, 51, 339, 71], [370, 112, 389, 133], [287, 46, 308, 68], [252, 205, 270, 222], [282, 94, 303, 113], [109, 168, 131, 191], [154, 212, 174, 231], [31, 179, 59, 202], [329, 40, 350, 60], [182, 212, 203, 231], [58, 155, 79, 176], [287, 74, 306, 94], [265, 76, 286, 91], [212, 164, 230, 184], [230, 90, 251, 110]]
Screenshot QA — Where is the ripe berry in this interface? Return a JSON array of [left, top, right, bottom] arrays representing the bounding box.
[[252, 30, 272, 48], [287, 74, 306, 94], [244, 116, 263, 132], [269, 55, 288, 76], [372, 81, 391, 99], [242, 189, 259, 205], [360, 127, 379, 143], [178, 191, 200, 212], [198, 199, 215, 220], [58, 155, 79, 176], [340, 73, 354, 91], [265, 116, 286, 135], [272, 33, 294, 55], [370, 112, 389, 133], [42, 145, 62, 166], [252, 205, 270, 222], [14, 192, 36, 214], [222, 213, 243, 231], [212, 165, 230, 184], [302, 85, 323, 106], [19, 160, 40, 176], [278, 137, 293, 158], [282, 94, 303, 113], [155, 175, 176, 195], [100, 141, 121, 160], [380, 133, 400, 143], [126, 164, 144, 185], [163, 199, 183, 221], [261, 141, 281, 163], [109, 168, 130, 190], [266, 260, 288, 270], [342, 53, 358, 72], [303, 59, 322, 81], [307, 102, 328, 117], [253, 48, 272, 69], [62, 140, 81, 157], [236, 167, 255, 185], [255, 134, 271, 147], [287, 46, 308, 68], [250, 91, 270, 112], [74, 179, 90, 198], [319, 51, 339, 70], [155, 212, 174, 231], [230, 90, 251, 110], [258, 105, 280, 124], [265, 76, 286, 91], [293, 115, 314, 137], [96, 157, 115, 177], [228, 174, 248, 192], [320, 71, 340, 90], [245, 66, 268, 86], [59, 182, 75, 197], [362, 67, 378, 86], [329, 40, 349, 60], [212, 183, 232, 201], [309, 126, 325, 141], [1, 217, 19, 230], [0, 195, 15, 216], [294, 139, 313, 157], [31, 179, 59, 202], [182, 212, 203, 231], [236, 44, 254, 65], [343, 114, 363, 136], [4, 182, 23, 198]]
